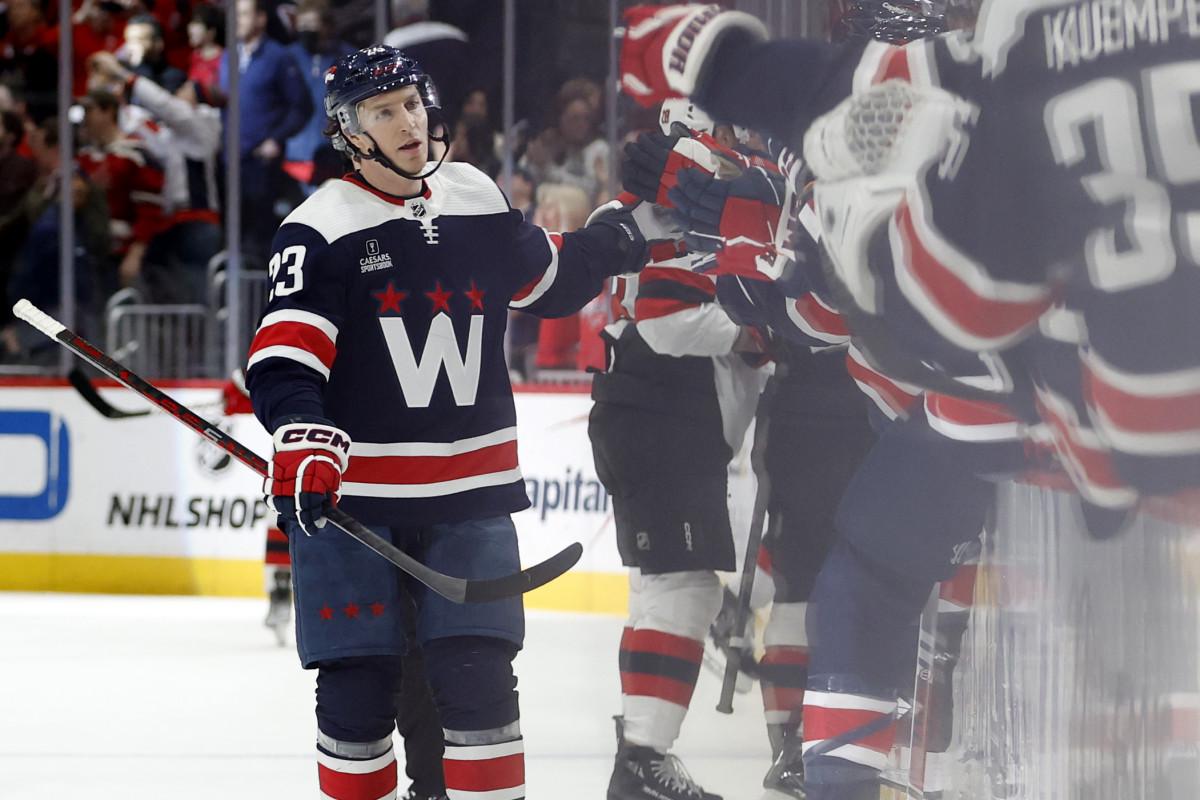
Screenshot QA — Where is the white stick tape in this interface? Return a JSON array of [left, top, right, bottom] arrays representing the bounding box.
[[12, 299, 66, 338]]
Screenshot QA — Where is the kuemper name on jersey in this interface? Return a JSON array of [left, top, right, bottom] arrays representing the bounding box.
[[360, 253, 394, 273], [1042, 0, 1200, 71]]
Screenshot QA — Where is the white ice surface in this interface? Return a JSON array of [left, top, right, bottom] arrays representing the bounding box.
[[0, 592, 770, 800]]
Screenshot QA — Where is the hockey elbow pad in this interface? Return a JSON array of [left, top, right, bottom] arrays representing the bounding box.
[[619, 4, 769, 107]]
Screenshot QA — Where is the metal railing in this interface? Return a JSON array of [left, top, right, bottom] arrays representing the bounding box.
[[105, 302, 211, 380]]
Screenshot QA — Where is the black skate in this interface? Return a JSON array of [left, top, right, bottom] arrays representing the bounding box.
[[264, 568, 292, 647], [609, 714, 722, 800], [608, 744, 723, 800], [760, 731, 806, 800]]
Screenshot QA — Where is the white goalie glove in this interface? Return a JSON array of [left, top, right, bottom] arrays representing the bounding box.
[[805, 79, 977, 314]]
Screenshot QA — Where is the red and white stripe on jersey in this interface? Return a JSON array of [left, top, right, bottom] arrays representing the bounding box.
[[509, 230, 562, 309], [342, 426, 521, 499], [925, 392, 1023, 442], [1034, 386, 1139, 509], [786, 291, 850, 347], [845, 344, 921, 420], [802, 689, 899, 771], [317, 744, 397, 800], [247, 309, 340, 379], [442, 738, 525, 800], [633, 265, 717, 321], [1082, 349, 1200, 457], [891, 191, 1056, 352]]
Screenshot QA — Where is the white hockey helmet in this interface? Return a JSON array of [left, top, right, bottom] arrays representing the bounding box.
[[658, 98, 715, 136]]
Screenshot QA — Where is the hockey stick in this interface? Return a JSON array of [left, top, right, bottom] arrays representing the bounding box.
[[13, 299, 583, 604], [716, 363, 785, 714], [68, 367, 153, 418], [68, 367, 227, 420]]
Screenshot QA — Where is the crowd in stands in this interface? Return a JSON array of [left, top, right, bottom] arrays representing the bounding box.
[[0, 0, 619, 379]]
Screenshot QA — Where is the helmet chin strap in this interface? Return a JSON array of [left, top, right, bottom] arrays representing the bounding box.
[[353, 126, 451, 185]]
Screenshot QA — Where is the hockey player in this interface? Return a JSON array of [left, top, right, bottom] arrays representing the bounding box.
[[621, 120, 886, 800], [616, 3, 1200, 799], [245, 45, 661, 800], [589, 99, 771, 800]]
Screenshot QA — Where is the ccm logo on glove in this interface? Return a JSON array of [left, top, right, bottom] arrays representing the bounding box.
[[278, 426, 351, 451]]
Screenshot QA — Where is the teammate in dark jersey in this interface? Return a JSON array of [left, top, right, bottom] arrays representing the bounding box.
[[244, 45, 656, 800]]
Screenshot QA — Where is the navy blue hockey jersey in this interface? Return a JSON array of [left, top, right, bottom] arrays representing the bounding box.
[[699, 1, 1200, 506], [245, 163, 628, 525]]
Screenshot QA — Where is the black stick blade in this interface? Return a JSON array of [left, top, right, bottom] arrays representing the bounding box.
[[67, 368, 151, 418], [463, 542, 584, 604]]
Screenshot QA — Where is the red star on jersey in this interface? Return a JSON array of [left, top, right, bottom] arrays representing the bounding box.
[[318, 606, 334, 621], [374, 283, 406, 315], [426, 283, 452, 314], [370, 602, 386, 617], [465, 282, 485, 311], [343, 602, 360, 619]]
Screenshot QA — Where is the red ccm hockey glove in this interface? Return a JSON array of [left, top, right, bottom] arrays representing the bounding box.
[[619, 4, 767, 107], [267, 419, 351, 536]]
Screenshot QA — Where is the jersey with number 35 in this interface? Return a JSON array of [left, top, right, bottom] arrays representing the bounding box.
[[860, 0, 1200, 504]]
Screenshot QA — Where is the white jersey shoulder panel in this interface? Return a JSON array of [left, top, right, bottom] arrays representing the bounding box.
[[283, 163, 511, 243]]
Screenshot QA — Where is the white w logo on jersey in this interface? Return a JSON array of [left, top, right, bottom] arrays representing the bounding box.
[[379, 315, 483, 407]]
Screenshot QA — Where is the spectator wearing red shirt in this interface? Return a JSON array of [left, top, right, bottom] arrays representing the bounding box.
[[0, 0, 58, 121], [186, 3, 225, 102], [74, 87, 167, 300], [66, 0, 127, 99]]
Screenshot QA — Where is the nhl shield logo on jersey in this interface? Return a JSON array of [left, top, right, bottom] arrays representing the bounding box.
[[406, 199, 440, 245]]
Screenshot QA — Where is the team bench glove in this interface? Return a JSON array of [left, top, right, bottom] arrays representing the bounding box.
[[619, 4, 768, 107], [267, 419, 351, 536], [668, 165, 794, 280], [587, 191, 687, 274], [622, 122, 753, 208]]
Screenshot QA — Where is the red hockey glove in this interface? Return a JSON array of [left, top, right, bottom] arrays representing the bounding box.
[[622, 122, 753, 208], [668, 165, 795, 281], [267, 419, 351, 536], [619, 4, 768, 107], [587, 191, 687, 274]]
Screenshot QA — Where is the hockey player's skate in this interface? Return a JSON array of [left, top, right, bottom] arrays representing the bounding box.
[[760, 731, 806, 800], [609, 716, 722, 800], [702, 586, 758, 693], [264, 568, 292, 647]]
